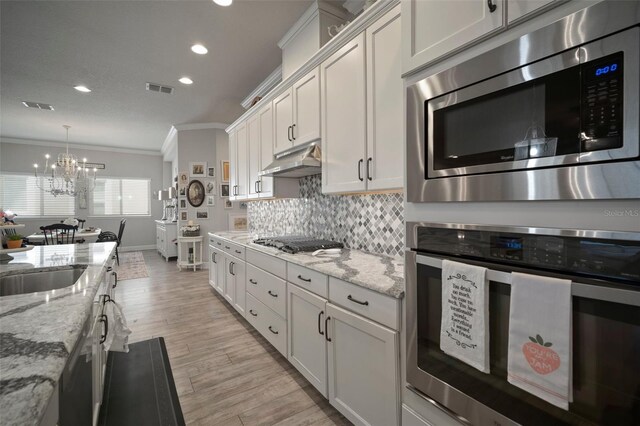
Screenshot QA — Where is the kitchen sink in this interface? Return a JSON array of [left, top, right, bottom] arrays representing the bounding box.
[[0, 266, 88, 296]]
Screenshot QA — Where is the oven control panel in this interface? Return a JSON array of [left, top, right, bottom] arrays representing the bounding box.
[[416, 226, 640, 284]]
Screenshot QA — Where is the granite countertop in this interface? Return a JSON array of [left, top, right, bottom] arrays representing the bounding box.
[[0, 242, 117, 426], [210, 232, 405, 299]]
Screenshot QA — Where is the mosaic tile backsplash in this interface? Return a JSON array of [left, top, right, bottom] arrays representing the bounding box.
[[247, 175, 404, 257]]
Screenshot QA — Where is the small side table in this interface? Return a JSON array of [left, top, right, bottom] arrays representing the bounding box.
[[177, 236, 203, 271]]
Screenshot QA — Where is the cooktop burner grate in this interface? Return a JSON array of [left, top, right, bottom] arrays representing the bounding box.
[[253, 236, 344, 254]]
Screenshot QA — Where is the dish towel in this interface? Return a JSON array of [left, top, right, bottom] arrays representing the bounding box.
[[103, 300, 132, 353], [440, 260, 490, 373], [507, 272, 572, 410]]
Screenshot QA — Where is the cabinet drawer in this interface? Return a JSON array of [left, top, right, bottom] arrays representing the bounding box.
[[246, 293, 287, 357], [246, 264, 287, 318], [211, 237, 225, 250], [287, 264, 328, 298], [247, 249, 286, 279], [223, 241, 245, 259], [329, 277, 400, 330]]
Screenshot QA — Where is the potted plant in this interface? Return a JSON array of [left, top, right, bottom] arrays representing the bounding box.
[[7, 234, 24, 249]]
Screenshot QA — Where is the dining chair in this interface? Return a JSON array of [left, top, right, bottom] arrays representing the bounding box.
[[97, 219, 126, 265], [40, 224, 78, 245]]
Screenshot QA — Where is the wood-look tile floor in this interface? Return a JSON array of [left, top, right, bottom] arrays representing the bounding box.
[[114, 250, 351, 426]]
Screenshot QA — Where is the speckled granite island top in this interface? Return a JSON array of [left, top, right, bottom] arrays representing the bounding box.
[[211, 232, 405, 299], [0, 242, 117, 426]]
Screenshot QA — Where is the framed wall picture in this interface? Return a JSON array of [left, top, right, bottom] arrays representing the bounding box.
[[224, 199, 233, 209], [228, 214, 247, 231], [208, 167, 215, 177], [205, 180, 216, 195], [180, 211, 188, 221], [221, 160, 230, 183], [179, 187, 186, 197], [179, 172, 188, 186], [187, 180, 205, 207], [179, 199, 187, 209], [220, 184, 230, 197], [196, 210, 209, 219], [190, 162, 207, 177], [207, 196, 215, 206]]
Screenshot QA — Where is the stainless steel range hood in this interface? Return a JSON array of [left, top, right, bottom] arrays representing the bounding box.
[[259, 143, 321, 178]]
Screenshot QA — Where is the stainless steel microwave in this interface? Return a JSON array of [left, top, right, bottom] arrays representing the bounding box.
[[407, 1, 640, 202]]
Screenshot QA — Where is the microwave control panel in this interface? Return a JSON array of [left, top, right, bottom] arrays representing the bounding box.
[[581, 52, 624, 152]]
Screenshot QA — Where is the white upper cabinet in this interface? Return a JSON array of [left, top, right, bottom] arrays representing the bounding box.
[[402, 0, 505, 74], [508, 0, 559, 23], [322, 6, 403, 194], [274, 67, 321, 155], [321, 32, 368, 194], [292, 66, 321, 147], [273, 89, 293, 155], [234, 122, 248, 200], [258, 103, 274, 197], [366, 4, 403, 190], [228, 130, 238, 201], [247, 114, 261, 199]]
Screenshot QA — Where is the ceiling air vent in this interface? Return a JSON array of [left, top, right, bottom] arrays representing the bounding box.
[[22, 101, 54, 111], [146, 82, 174, 95]]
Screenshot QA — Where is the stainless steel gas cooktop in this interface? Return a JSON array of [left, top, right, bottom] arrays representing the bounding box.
[[253, 236, 343, 254]]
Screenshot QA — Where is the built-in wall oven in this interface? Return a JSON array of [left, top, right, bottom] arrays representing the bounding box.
[[407, 1, 640, 202], [406, 222, 640, 425]]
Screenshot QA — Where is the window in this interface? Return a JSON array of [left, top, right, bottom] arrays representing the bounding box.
[[0, 173, 75, 217], [92, 178, 150, 216]]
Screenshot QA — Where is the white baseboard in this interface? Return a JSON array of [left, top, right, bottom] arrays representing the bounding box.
[[120, 245, 155, 252]]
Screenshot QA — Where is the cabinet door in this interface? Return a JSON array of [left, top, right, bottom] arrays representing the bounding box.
[[235, 123, 249, 200], [232, 259, 246, 317], [224, 257, 235, 304], [247, 114, 261, 199], [215, 250, 225, 295], [327, 303, 399, 426], [366, 5, 403, 191], [508, 0, 559, 23], [402, 0, 504, 74], [209, 245, 216, 288], [258, 104, 274, 197], [321, 33, 367, 194], [273, 90, 293, 154], [292, 66, 321, 147], [228, 130, 238, 201], [288, 284, 328, 397]]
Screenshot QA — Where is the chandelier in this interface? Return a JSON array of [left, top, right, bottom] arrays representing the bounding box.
[[33, 125, 97, 197]]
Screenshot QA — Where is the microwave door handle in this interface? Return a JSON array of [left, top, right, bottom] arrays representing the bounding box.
[[415, 254, 640, 307]]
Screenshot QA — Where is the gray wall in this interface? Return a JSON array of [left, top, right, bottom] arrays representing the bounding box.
[[0, 140, 164, 248], [176, 128, 243, 238]]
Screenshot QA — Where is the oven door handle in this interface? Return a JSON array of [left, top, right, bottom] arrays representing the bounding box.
[[415, 254, 640, 307]]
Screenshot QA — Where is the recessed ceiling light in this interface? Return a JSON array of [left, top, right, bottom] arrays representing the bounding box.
[[179, 77, 193, 85], [74, 85, 91, 93], [191, 44, 208, 55], [213, 0, 232, 6]]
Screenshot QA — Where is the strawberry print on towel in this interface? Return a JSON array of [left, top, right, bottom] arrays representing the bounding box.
[[523, 334, 560, 375]]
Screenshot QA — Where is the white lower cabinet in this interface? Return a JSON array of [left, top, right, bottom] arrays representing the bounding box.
[[326, 303, 400, 426], [224, 254, 246, 317], [246, 293, 287, 356], [287, 283, 328, 397], [209, 246, 224, 296], [156, 221, 177, 261]]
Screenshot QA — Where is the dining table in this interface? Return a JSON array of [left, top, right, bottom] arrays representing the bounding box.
[[26, 228, 102, 244]]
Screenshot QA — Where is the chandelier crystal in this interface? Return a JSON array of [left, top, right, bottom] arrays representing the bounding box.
[[33, 125, 97, 197]]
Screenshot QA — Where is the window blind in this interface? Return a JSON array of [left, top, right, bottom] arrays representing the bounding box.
[[0, 173, 75, 217], [92, 178, 150, 216]]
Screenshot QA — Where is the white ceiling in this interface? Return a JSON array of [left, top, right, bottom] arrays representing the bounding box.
[[0, 0, 313, 152]]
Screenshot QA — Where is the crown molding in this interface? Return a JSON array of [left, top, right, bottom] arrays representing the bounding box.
[[0, 137, 162, 156], [161, 122, 229, 161], [172, 122, 229, 131], [278, 0, 349, 49], [227, 0, 399, 134], [241, 66, 283, 110]]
